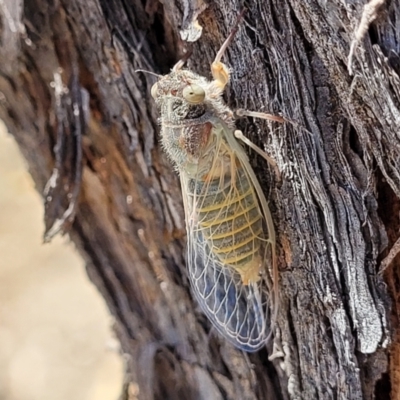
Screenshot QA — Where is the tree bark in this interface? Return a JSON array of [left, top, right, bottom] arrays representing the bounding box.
[[0, 0, 398, 399]]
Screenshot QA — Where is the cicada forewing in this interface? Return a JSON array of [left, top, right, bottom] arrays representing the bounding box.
[[180, 121, 275, 352]]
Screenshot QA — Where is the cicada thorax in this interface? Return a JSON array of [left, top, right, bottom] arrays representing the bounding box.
[[159, 100, 214, 167], [187, 137, 266, 285]]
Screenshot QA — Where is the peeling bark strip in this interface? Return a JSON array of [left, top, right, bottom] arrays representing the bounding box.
[[43, 67, 86, 241], [0, 0, 399, 399], [347, 0, 386, 75]]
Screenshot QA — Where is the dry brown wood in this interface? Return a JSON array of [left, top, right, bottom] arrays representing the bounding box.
[[1, 0, 399, 399]]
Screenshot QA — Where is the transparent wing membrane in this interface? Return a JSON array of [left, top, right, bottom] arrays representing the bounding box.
[[188, 232, 269, 351], [181, 126, 274, 351]]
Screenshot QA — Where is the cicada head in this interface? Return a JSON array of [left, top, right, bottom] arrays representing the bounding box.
[[150, 69, 234, 169], [151, 70, 209, 120]]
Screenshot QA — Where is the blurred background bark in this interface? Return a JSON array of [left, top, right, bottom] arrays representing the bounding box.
[[0, 0, 399, 399], [0, 124, 123, 400]]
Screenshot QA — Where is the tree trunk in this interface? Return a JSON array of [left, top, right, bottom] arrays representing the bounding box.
[[0, 0, 398, 398]]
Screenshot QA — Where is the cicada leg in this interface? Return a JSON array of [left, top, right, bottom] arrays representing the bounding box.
[[210, 37, 231, 90], [209, 11, 283, 179], [211, 60, 230, 90], [236, 109, 284, 123], [210, 11, 246, 89], [234, 130, 281, 180]]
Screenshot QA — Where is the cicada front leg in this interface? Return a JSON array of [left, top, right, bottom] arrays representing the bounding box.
[[209, 12, 282, 180], [211, 60, 230, 90], [209, 10, 246, 90]]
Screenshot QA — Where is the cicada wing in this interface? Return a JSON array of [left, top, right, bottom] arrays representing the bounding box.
[[188, 229, 269, 351], [180, 168, 270, 352]]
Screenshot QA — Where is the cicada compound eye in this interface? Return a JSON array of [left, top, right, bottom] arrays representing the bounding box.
[[182, 84, 205, 104], [151, 82, 158, 99]]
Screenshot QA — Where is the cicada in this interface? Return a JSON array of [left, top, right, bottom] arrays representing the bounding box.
[[150, 24, 277, 351]]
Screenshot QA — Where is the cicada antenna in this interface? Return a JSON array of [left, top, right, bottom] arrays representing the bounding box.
[[172, 47, 194, 72], [135, 69, 162, 78]]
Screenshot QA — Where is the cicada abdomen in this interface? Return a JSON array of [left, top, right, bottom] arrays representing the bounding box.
[[193, 166, 265, 285]]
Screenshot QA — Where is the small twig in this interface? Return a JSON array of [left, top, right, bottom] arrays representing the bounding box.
[[380, 236, 400, 273], [348, 0, 386, 75]]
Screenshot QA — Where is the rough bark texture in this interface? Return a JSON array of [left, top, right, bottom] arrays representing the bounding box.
[[1, 0, 399, 399]]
